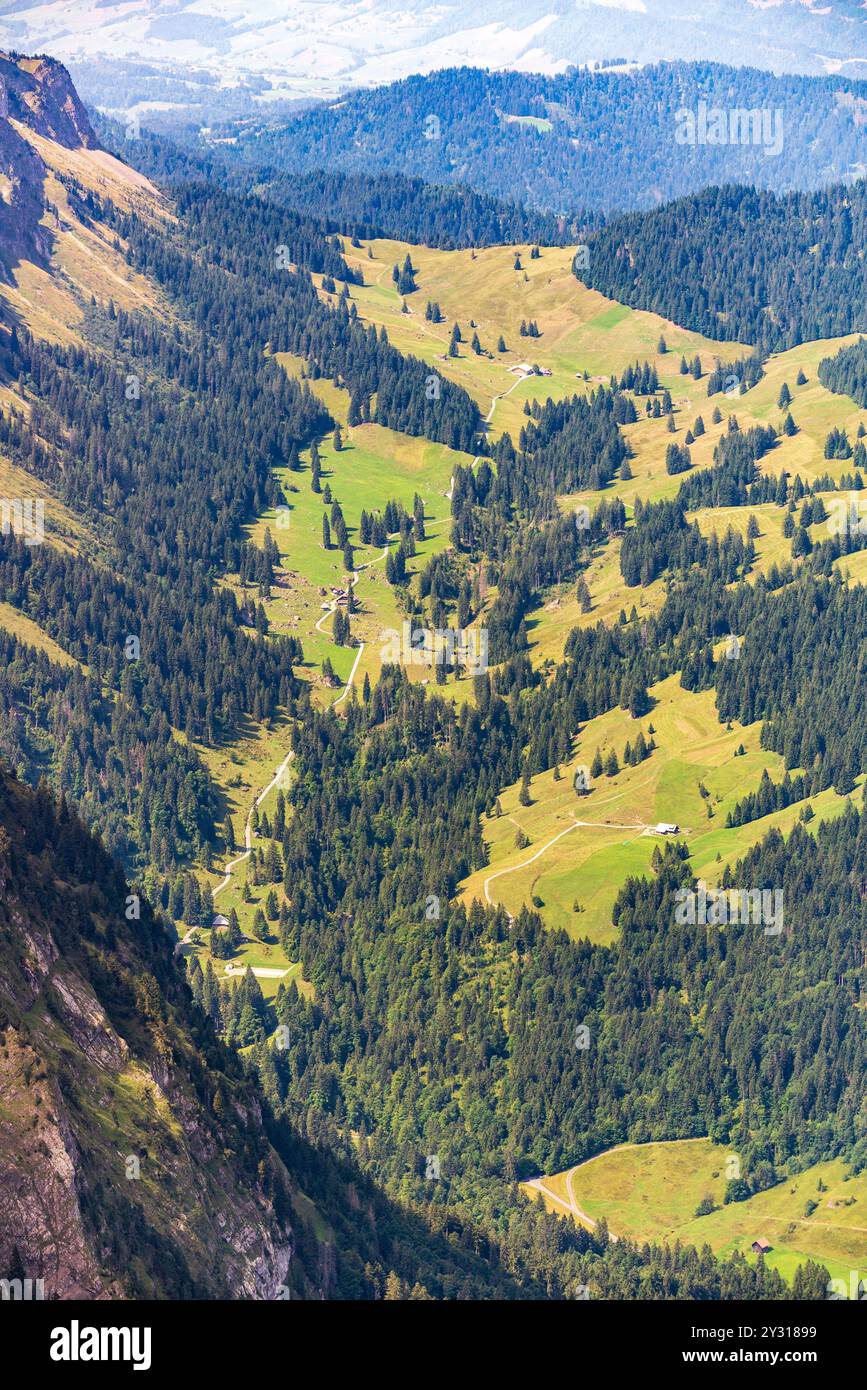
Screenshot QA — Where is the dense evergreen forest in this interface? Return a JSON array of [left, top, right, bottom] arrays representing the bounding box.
[[819, 338, 867, 407], [152, 185, 483, 452], [581, 182, 867, 350], [229, 63, 867, 213], [223, 604, 866, 1294], [93, 112, 570, 251], [1, 763, 575, 1300], [242, 169, 575, 252], [447, 389, 632, 657]]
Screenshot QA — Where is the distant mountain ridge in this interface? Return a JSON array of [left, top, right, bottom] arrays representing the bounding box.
[[0, 0, 863, 126], [228, 61, 867, 214], [89, 109, 580, 250]]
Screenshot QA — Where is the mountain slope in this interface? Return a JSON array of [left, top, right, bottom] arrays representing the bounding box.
[[0, 48, 96, 272], [229, 62, 867, 214], [3, 48, 867, 1307], [580, 180, 867, 350], [0, 48, 161, 346], [0, 761, 549, 1300], [0, 766, 301, 1299]]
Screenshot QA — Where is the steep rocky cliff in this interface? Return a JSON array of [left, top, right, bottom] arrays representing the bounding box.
[[0, 768, 307, 1299], [0, 52, 96, 150], [0, 51, 97, 275]]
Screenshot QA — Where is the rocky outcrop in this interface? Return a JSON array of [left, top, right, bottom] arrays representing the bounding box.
[[0, 53, 97, 151], [0, 51, 99, 275], [0, 113, 49, 270], [0, 771, 303, 1300]]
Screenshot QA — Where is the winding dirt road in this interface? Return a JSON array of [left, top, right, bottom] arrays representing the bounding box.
[[482, 815, 648, 919], [213, 748, 295, 899], [526, 1138, 710, 1238], [315, 543, 389, 698], [446, 374, 524, 501]]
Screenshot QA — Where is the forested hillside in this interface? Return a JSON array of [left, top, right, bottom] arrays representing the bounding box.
[[0, 763, 567, 1299], [0, 128, 480, 879], [91, 114, 575, 251], [581, 183, 867, 350], [233, 63, 867, 213], [0, 761, 310, 1298], [819, 338, 867, 408]]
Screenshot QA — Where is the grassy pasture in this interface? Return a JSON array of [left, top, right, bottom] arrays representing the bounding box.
[[528, 1139, 727, 1242], [460, 670, 859, 942], [527, 1143, 867, 1293], [329, 237, 749, 445], [262, 353, 480, 701], [0, 599, 82, 667], [523, 534, 668, 666], [179, 928, 308, 1003], [0, 451, 91, 555], [0, 138, 165, 346]]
